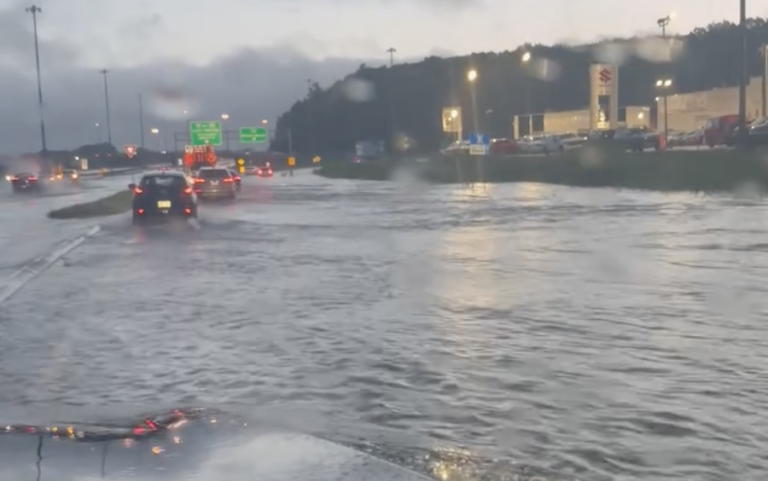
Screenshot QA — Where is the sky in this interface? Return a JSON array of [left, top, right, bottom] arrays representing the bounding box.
[[0, 0, 761, 153]]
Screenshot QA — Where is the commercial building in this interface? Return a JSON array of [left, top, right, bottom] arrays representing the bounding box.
[[657, 76, 766, 132]]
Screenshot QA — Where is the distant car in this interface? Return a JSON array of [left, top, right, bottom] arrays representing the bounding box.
[[130, 171, 197, 225], [253, 163, 273, 177], [193, 167, 238, 200], [10, 172, 42, 193], [227, 169, 242, 191], [62, 169, 79, 183]]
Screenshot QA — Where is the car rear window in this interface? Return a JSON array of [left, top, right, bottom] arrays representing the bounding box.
[[140, 175, 186, 189], [197, 169, 230, 179]]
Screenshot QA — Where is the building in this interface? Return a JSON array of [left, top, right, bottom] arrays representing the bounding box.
[[512, 106, 651, 138], [658, 76, 766, 132]]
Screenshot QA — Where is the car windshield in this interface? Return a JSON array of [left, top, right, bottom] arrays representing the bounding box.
[[197, 169, 229, 179], [140, 175, 185, 189]]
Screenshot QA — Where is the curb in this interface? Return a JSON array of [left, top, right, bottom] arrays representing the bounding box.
[[0, 225, 101, 305]]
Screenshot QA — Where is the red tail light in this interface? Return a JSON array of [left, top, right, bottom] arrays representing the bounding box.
[[223, 177, 233, 183], [10, 176, 18, 181], [183, 186, 192, 194], [184, 208, 192, 215], [27, 176, 37, 181], [194, 178, 204, 183], [233, 176, 240, 181], [133, 187, 143, 194]]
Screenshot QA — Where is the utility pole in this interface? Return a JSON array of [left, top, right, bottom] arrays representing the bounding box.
[[307, 78, 313, 154], [738, 0, 747, 138], [657, 15, 671, 143], [386, 48, 397, 154], [25, 5, 47, 152], [760, 45, 767, 118], [386, 47, 396, 67], [99, 69, 112, 145], [138, 93, 145, 148]]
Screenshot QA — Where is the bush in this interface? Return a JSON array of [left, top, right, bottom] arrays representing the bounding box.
[[315, 144, 768, 193], [48, 190, 133, 219]]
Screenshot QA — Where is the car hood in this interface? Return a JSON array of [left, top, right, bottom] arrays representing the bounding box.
[[0, 409, 430, 481]]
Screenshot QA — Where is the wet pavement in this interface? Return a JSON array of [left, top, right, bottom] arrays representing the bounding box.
[[0, 171, 767, 480]]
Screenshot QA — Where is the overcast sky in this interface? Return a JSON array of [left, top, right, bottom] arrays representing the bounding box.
[[0, 0, 758, 153]]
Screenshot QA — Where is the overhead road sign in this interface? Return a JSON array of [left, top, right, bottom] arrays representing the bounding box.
[[189, 121, 222, 146], [239, 127, 268, 143]]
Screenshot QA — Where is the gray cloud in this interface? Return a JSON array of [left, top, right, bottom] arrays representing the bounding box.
[[1, 42, 379, 153]]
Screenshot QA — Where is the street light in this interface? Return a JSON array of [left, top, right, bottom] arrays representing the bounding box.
[[261, 119, 268, 124], [150, 128, 159, 134], [521, 51, 533, 135], [467, 69, 477, 82], [657, 15, 671, 37], [450, 109, 458, 118], [656, 79, 673, 145]]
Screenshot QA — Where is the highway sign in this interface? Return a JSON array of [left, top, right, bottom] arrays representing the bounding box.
[[124, 145, 137, 158], [239, 127, 268, 143], [468, 133, 489, 145], [189, 121, 222, 146]]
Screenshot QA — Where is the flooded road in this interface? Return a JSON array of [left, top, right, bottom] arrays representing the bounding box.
[[0, 172, 766, 481]]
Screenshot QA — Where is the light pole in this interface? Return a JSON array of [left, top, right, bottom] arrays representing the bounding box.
[[467, 69, 479, 135], [738, 0, 747, 137], [25, 5, 47, 152], [94, 122, 101, 143], [221, 113, 229, 150], [386, 47, 397, 153], [99, 69, 112, 145], [521, 51, 532, 135], [657, 15, 670, 37], [656, 79, 672, 143]]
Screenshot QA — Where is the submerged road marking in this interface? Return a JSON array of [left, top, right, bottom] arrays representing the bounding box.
[[0, 225, 101, 305]]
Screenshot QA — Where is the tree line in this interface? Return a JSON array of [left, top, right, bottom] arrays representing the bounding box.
[[270, 18, 768, 154]]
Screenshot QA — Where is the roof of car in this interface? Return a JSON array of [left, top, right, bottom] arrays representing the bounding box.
[[142, 170, 186, 177]]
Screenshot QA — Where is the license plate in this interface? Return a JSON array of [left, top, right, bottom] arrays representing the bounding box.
[[210, 180, 219, 185], [157, 200, 171, 208]]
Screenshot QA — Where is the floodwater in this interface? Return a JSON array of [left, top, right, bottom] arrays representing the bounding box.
[[0, 171, 766, 481]]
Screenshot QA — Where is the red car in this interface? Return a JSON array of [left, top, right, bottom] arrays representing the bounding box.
[[253, 163, 273, 177]]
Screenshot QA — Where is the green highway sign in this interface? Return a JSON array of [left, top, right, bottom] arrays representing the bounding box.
[[239, 127, 268, 143], [189, 121, 222, 146]]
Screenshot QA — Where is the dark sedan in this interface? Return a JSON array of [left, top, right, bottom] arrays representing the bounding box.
[[10, 172, 42, 193]]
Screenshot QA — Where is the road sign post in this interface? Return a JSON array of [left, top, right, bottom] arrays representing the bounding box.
[[239, 127, 268, 143], [189, 121, 222, 146], [468, 133, 489, 155]]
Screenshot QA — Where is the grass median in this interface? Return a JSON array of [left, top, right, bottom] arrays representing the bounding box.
[[47, 190, 133, 219], [315, 143, 768, 193]]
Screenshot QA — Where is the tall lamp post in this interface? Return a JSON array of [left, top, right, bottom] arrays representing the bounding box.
[[99, 69, 112, 145], [738, 0, 747, 137], [521, 51, 532, 135], [467, 69, 478, 135], [25, 5, 47, 152], [656, 79, 672, 143]]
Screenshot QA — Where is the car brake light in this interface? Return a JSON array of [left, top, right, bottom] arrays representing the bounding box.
[[10, 176, 18, 181], [194, 178, 204, 183], [184, 208, 191, 215], [267, 170, 272, 174], [133, 187, 143, 194], [27, 176, 37, 180], [183, 186, 192, 194], [233, 176, 240, 181], [223, 178, 233, 183], [137, 208, 144, 214]]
